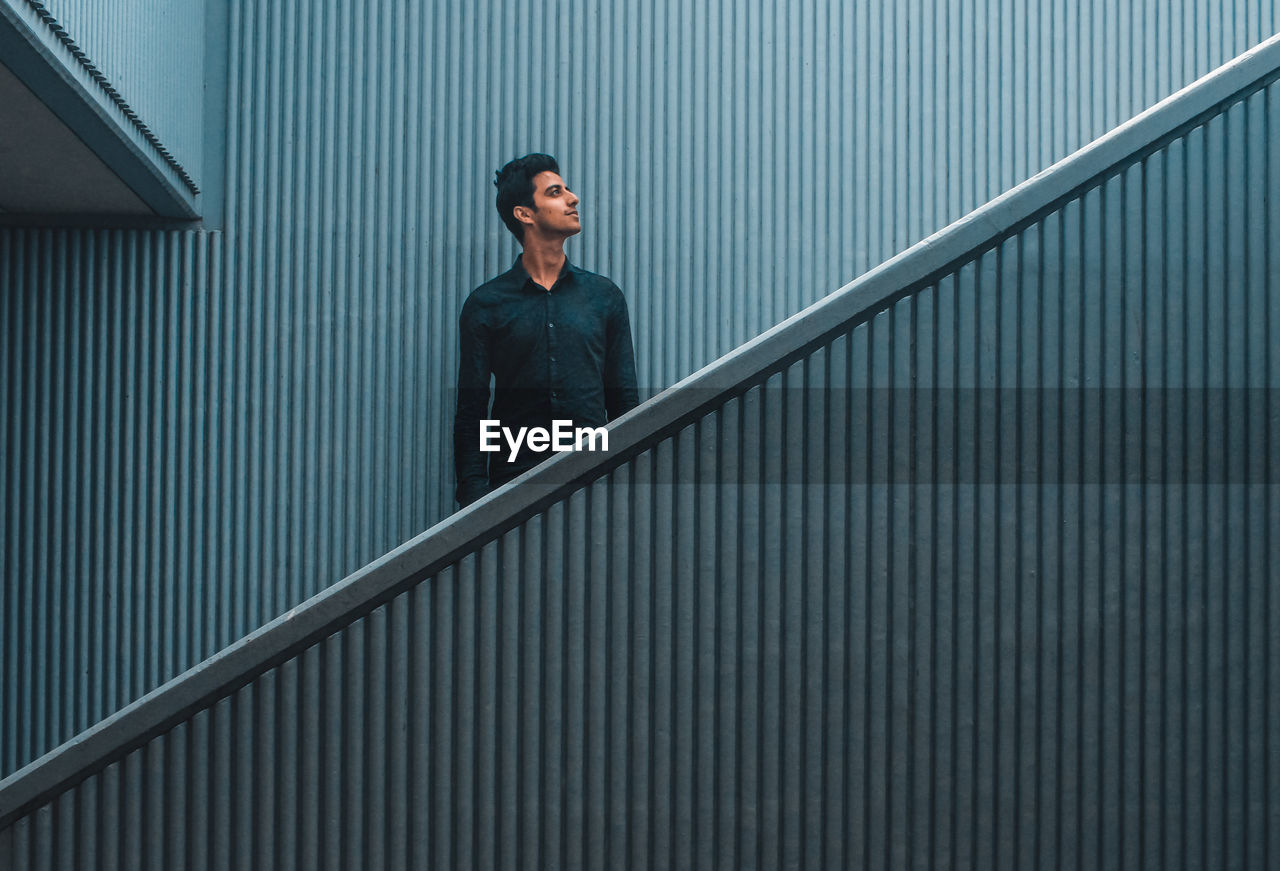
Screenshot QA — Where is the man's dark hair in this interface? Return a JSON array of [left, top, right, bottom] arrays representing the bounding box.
[[494, 153, 559, 241]]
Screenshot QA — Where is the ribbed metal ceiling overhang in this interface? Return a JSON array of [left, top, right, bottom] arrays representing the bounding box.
[[0, 0, 197, 219]]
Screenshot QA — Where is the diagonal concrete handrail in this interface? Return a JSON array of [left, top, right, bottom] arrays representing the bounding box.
[[4, 28, 1280, 831]]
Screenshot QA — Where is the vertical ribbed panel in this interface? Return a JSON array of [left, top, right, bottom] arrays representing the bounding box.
[[26, 0, 206, 184], [4, 62, 1277, 871], [0, 230, 218, 775], [3, 1, 1278, 776]]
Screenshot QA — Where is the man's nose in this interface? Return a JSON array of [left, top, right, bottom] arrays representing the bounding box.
[[567, 190, 579, 207]]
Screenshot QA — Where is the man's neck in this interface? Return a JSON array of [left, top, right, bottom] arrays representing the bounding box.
[[520, 238, 567, 291]]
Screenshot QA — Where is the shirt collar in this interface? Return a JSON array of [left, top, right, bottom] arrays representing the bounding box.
[[507, 254, 580, 291]]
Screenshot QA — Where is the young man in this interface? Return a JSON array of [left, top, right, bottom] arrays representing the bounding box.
[[453, 153, 640, 507]]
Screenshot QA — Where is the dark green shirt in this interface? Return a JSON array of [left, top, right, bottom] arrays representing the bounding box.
[[454, 256, 639, 506]]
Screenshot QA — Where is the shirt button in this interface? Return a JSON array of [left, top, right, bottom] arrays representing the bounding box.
[[548, 322, 554, 328], [550, 356, 556, 362]]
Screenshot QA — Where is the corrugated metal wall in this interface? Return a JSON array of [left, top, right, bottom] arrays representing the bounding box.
[[29, 0, 206, 185], [3, 1, 1278, 776], [3, 50, 1277, 870]]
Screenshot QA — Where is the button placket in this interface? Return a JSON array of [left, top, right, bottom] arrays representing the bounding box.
[[548, 295, 557, 406]]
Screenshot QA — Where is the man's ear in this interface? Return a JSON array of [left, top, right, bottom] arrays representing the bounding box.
[[512, 205, 535, 227]]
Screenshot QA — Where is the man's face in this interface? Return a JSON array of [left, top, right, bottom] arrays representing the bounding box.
[[516, 171, 581, 239]]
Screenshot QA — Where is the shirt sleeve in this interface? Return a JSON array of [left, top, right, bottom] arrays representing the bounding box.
[[454, 296, 491, 506], [604, 285, 640, 420]]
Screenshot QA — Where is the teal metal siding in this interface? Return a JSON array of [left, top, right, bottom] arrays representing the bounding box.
[[3, 35, 1278, 867], [2, 1, 1278, 775]]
